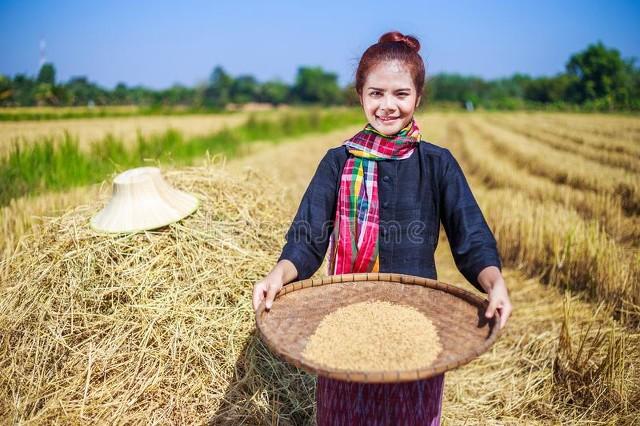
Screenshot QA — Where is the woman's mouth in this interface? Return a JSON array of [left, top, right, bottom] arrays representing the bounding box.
[[377, 116, 399, 123]]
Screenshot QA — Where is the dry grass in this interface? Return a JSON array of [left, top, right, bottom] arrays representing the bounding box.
[[467, 118, 640, 215], [0, 113, 361, 261], [0, 112, 250, 156], [0, 105, 142, 119], [549, 113, 640, 138], [0, 185, 103, 262], [450, 120, 639, 246], [437, 254, 640, 425], [440, 114, 640, 325], [486, 115, 640, 173], [508, 112, 640, 148], [474, 186, 639, 320], [0, 157, 292, 424]]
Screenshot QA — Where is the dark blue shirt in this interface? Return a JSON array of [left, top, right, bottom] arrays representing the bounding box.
[[277, 141, 502, 293]]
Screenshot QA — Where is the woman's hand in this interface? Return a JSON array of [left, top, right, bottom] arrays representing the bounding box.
[[477, 266, 513, 329], [252, 273, 284, 313], [486, 279, 512, 329], [252, 259, 298, 314]]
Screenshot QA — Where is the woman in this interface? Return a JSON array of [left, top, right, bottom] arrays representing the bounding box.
[[253, 31, 512, 425]]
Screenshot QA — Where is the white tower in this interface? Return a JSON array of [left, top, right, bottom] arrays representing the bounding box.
[[39, 37, 47, 67]]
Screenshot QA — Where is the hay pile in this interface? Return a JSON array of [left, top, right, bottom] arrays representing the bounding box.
[[0, 157, 316, 424]]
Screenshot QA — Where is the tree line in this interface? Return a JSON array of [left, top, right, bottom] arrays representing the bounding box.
[[429, 42, 640, 111], [1, 42, 638, 111]]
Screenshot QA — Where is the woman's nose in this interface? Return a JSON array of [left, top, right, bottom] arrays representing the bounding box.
[[379, 95, 396, 112]]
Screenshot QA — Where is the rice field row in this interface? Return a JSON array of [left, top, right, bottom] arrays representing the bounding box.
[[467, 118, 640, 215], [439, 113, 640, 326], [451, 120, 639, 246], [485, 115, 640, 173], [0, 112, 253, 157], [522, 111, 640, 139], [0, 105, 229, 121], [503, 112, 640, 156]]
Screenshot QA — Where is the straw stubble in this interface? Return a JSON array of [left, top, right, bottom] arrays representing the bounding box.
[[302, 300, 442, 372]]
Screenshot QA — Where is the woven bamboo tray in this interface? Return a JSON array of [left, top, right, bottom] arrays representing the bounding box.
[[255, 273, 501, 383]]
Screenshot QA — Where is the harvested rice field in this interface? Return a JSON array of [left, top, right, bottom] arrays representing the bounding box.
[[0, 111, 250, 156], [0, 111, 638, 424]]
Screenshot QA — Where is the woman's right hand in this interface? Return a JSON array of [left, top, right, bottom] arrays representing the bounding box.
[[252, 259, 298, 314], [252, 274, 284, 313]]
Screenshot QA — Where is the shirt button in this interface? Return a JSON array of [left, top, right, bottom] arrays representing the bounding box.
[[382, 176, 390, 183]]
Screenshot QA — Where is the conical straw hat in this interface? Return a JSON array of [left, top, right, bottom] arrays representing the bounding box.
[[91, 167, 199, 233]]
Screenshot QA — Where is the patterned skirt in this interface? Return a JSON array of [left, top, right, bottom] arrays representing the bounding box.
[[316, 373, 445, 426]]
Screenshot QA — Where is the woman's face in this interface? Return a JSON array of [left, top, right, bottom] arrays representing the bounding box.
[[359, 60, 421, 136]]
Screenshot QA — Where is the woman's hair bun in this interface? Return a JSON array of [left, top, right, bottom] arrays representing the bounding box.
[[378, 31, 420, 53]]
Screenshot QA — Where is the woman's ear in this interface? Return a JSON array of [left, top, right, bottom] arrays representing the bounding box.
[[415, 95, 422, 108]]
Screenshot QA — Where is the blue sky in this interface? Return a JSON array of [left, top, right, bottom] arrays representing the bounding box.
[[1, 0, 639, 89]]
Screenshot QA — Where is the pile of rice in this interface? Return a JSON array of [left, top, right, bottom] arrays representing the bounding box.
[[302, 300, 442, 372]]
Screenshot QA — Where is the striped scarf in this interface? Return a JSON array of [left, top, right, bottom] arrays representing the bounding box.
[[327, 119, 421, 275]]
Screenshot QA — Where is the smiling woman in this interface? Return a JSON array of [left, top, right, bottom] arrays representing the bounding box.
[[253, 31, 512, 426]]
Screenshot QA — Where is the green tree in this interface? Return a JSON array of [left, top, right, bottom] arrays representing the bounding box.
[[160, 84, 196, 106], [204, 66, 233, 108], [566, 41, 630, 105], [293, 66, 342, 104], [427, 73, 488, 104], [230, 75, 259, 104], [630, 63, 640, 109], [34, 83, 56, 105], [65, 76, 100, 106], [113, 82, 130, 104], [11, 74, 36, 106], [0, 75, 12, 105], [487, 74, 531, 100], [37, 63, 56, 85], [260, 80, 289, 105], [523, 74, 575, 103], [342, 83, 360, 106]]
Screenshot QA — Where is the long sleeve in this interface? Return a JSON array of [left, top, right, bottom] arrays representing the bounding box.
[[277, 149, 340, 280], [439, 149, 502, 293]]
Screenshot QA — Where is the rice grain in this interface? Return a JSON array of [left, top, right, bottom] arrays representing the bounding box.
[[301, 300, 442, 372]]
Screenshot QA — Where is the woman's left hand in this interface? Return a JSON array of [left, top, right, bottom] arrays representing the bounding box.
[[486, 279, 512, 329], [478, 266, 513, 329]]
